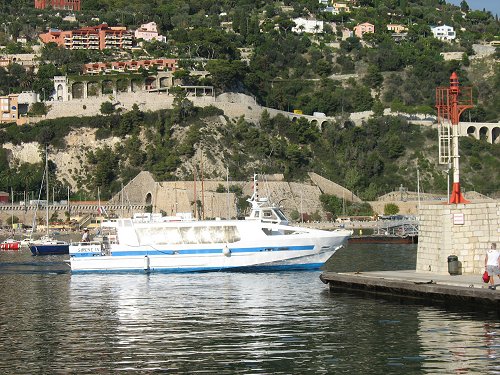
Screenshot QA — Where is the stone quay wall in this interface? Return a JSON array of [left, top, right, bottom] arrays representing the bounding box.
[[417, 201, 499, 275]]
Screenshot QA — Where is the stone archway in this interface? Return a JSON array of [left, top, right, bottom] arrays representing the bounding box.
[[492, 126, 500, 144], [145, 77, 156, 90], [56, 84, 64, 101], [72, 82, 84, 99], [319, 120, 329, 132], [159, 76, 172, 88], [479, 126, 489, 142], [102, 80, 114, 95], [131, 78, 142, 92], [87, 82, 99, 97], [466, 125, 476, 137], [145, 192, 152, 205], [116, 78, 129, 93]]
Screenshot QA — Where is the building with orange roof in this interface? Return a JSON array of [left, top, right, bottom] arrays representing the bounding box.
[[35, 0, 81, 11], [39, 24, 133, 50], [353, 22, 375, 38], [82, 59, 178, 75]]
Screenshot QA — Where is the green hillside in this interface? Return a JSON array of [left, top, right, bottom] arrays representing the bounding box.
[[0, 102, 498, 202], [0, 0, 498, 202]]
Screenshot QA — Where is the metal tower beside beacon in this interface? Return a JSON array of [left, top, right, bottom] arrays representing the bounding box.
[[436, 72, 474, 204]]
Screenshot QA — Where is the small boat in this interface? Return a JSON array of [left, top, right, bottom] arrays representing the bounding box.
[[0, 239, 21, 251], [30, 235, 69, 256], [69, 175, 352, 273], [29, 146, 69, 256]]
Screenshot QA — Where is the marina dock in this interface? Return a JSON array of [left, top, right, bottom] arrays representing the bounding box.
[[320, 270, 500, 308]]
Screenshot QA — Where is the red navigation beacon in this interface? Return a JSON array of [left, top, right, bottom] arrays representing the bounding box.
[[435, 72, 473, 204]]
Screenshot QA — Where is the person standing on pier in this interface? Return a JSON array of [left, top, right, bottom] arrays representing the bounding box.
[[485, 243, 499, 290], [81, 228, 90, 243]]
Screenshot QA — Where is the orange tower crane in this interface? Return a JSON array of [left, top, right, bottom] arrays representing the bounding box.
[[436, 72, 473, 204]]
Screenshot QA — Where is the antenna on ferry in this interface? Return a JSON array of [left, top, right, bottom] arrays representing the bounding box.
[[248, 173, 260, 210], [254, 173, 259, 201]]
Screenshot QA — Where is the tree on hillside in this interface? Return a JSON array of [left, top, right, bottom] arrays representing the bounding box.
[[28, 102, 48, 116], [100, 101, 115, 115], [364, 64, 384, 89], [205, 59, 247, 92]]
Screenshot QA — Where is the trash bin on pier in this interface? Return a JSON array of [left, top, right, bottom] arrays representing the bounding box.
[[447, 255, 459, 275]]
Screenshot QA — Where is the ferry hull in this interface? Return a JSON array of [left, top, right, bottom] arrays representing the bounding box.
[[69, 237, 347, 273], [69, 202, 352, 273]]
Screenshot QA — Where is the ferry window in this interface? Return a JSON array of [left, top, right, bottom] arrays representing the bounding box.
[[136, 225, 241, 245], [275, 209, 287, 221], [262, 228, 301, 236]]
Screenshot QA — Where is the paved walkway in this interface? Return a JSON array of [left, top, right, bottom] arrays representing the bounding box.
[[320, 270, 500, 308], [345, 270, 496, 290]]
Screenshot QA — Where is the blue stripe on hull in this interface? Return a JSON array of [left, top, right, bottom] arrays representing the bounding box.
[[71, 245, 315, 258], [71, 263, 324, 274]]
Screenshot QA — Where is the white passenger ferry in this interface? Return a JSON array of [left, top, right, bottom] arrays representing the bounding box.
[[68, 176, 352, 273]]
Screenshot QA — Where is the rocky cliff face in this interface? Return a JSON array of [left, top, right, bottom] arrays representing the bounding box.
[[3, 129, 122, 189]]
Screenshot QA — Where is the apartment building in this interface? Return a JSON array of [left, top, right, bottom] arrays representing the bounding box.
[[0, 95, 23, 125], [34, 0, 81, 11], [39, 24, 133, 50], [83, 59, 178, 75]]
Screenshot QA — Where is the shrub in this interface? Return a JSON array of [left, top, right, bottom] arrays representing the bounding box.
[[384, 203, 399, 215]]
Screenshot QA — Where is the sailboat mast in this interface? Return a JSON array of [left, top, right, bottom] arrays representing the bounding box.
[[45, 144, 49, 236], [226, 167, 230, 219], [11, 187, 13, 235], [200, 155, 205, 220], [193, 168, 197, 220]]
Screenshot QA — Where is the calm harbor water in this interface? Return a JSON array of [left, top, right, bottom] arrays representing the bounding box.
[[0, 243, 499, 374]]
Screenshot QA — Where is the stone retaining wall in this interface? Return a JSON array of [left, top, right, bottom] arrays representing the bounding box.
[[417, 201, 500, 275], [308, 172, 361, 203], [110, 171, 362, 219]]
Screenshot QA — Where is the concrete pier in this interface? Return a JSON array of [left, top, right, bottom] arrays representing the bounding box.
[[320, 200, 499, 308], [417, 200, 499, 274], [320, 271, 500, 308]]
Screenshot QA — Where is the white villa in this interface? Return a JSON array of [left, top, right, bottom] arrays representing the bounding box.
[[431, 25, 456, 41], [134, 22, 166, 43], [292, 18, 324, 34]]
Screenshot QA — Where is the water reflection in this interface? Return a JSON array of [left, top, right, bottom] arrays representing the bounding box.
[[417, 309, 500, 374], [0, 244, 498, 373]]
